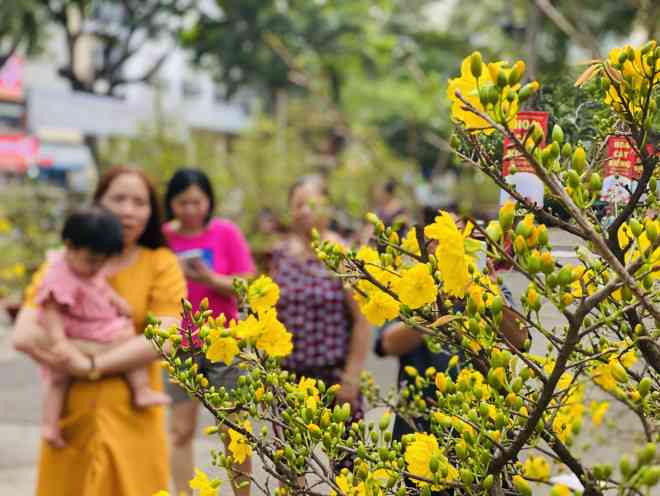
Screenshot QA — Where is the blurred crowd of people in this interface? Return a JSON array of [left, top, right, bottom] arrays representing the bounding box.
[[11, 163, 517, 496]]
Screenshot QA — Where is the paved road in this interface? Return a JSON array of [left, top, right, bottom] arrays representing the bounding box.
[[0, 230, 644, 494]]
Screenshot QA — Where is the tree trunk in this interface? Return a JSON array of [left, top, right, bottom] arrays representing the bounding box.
[[84, 134, 101, 172], [526, 0, 540, 81]]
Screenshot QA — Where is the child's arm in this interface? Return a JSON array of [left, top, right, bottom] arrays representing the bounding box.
[[41, 299, 68, 345]]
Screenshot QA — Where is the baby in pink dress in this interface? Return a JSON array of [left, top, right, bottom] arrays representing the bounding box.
[[36, 207, 169, 448]]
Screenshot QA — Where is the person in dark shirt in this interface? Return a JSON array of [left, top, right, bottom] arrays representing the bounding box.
[[373, 286, 520, 439]]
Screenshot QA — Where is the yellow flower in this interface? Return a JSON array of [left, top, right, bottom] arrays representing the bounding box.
[[394, 263, 437, 309], [604, 44, 659, 115], [447, 54, 520, 133], [0, 217, 11, 234], [233, 314, 262, 340], [592, 363, 617, 392], [590, 401, 609, 426], [361, 290, 400, 325], [297, 377, 320, 410], [523, 456, 551, 481], [228, 421, 252, 464], [620, 350, 637, 368], [334, 474, 366, 496], [248, 275, 280, 314], [206, 336, 240, 365], [255, 309, 293, 357], [152, 491, 170, 496], [356, 245, 380, 265], [402, 228, 421, 256], [551, 484, 573, 496], [425, 212, 470, 298], [404, 433, 457, 489], [356, 246, 398, 289], [435, 372, 448, 393], [189, 468, 220, 496], [255, 386, 265, 401]]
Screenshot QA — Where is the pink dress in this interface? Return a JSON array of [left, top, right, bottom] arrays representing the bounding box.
[[163, 218, 255, 321], [35, 250, 130, 344]]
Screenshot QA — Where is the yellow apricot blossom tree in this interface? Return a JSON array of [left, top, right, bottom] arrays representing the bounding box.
[[148, 41, 659, 496]]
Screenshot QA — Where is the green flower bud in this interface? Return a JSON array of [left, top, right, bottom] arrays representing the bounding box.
[[496, 69, 508, 88], [630, 219, 643, 237], [639, 377, 652, 397], [638, 443, 657, 466], [590, 172, 603, 192], [552, 124, 565, 144], [566, 169, 580, 189], [470, 52, 483, 79], [558, 265, 573, 286], [519, 81, 540, 102], [642, 466, 660, 486]]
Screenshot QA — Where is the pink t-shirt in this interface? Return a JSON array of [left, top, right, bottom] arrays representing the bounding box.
[[35, 250, 130, 343], [163, 218, 255, 321]]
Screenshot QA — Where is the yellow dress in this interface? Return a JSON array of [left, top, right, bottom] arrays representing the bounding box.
[[24, 247, 186, 496]]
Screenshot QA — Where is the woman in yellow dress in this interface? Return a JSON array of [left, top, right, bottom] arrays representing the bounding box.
[[12, 166, 186, 496]]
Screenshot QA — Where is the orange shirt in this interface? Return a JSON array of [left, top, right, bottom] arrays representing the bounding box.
[[25, 247, 186, 496]]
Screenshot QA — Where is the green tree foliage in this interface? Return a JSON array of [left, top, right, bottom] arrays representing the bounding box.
[[0, 0, 44, 68]]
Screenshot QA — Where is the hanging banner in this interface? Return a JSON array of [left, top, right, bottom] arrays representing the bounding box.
[[601, 136, 654, 204], [500, 110, 549, 207], [0, 56, 24, 101], [0, 134, 39, 172]]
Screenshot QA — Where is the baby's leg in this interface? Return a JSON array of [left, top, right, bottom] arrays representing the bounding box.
[[41, 370, 69, 448], [125, 367, 171, 408]]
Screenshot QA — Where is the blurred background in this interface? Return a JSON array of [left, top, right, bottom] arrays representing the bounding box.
[[0, 0, 658, 304]]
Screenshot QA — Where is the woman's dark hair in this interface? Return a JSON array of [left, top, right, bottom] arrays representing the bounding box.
[[62, 206, 124, 256], [164, 168, 216, 223], [93, 165, 167, 249]]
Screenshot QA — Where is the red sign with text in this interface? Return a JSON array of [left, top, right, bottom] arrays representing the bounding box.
[[502, 111, 549, 176], [605, 136, 643, 180], [0, 56, 24, 101]]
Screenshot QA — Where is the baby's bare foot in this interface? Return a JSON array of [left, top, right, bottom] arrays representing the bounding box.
[[133, 388, 171, 408]]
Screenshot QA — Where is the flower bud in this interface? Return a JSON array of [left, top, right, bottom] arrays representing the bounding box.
[[642, 466, 660, 486], [566, 169, 580, 189], [639, 377, 652, 397], [638, 443, 657, 465], [496, 69, 508, 88], [513, 475, 532, 496], [620, 454, 633, 479], [470, 51, 483, 78], [552, 124, 565, 144], [508, 60, 525, 86], [518, 81, 540, 102], [572, 146, 587, 173], [499, 201, 515, 231], [630, 219, 643, 237], [531, 121, 544, 145], [590, 172, 603, 192], [486, 221, 503, 242], [558, 265, 573, 286], [646, 219, 658, 243], [610, 361, 629, 383], [514, 234, 527, 254], [538, 224, 549, 246]]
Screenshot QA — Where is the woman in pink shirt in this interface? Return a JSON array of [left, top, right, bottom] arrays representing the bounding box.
[[163, 168, 255, 496]]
